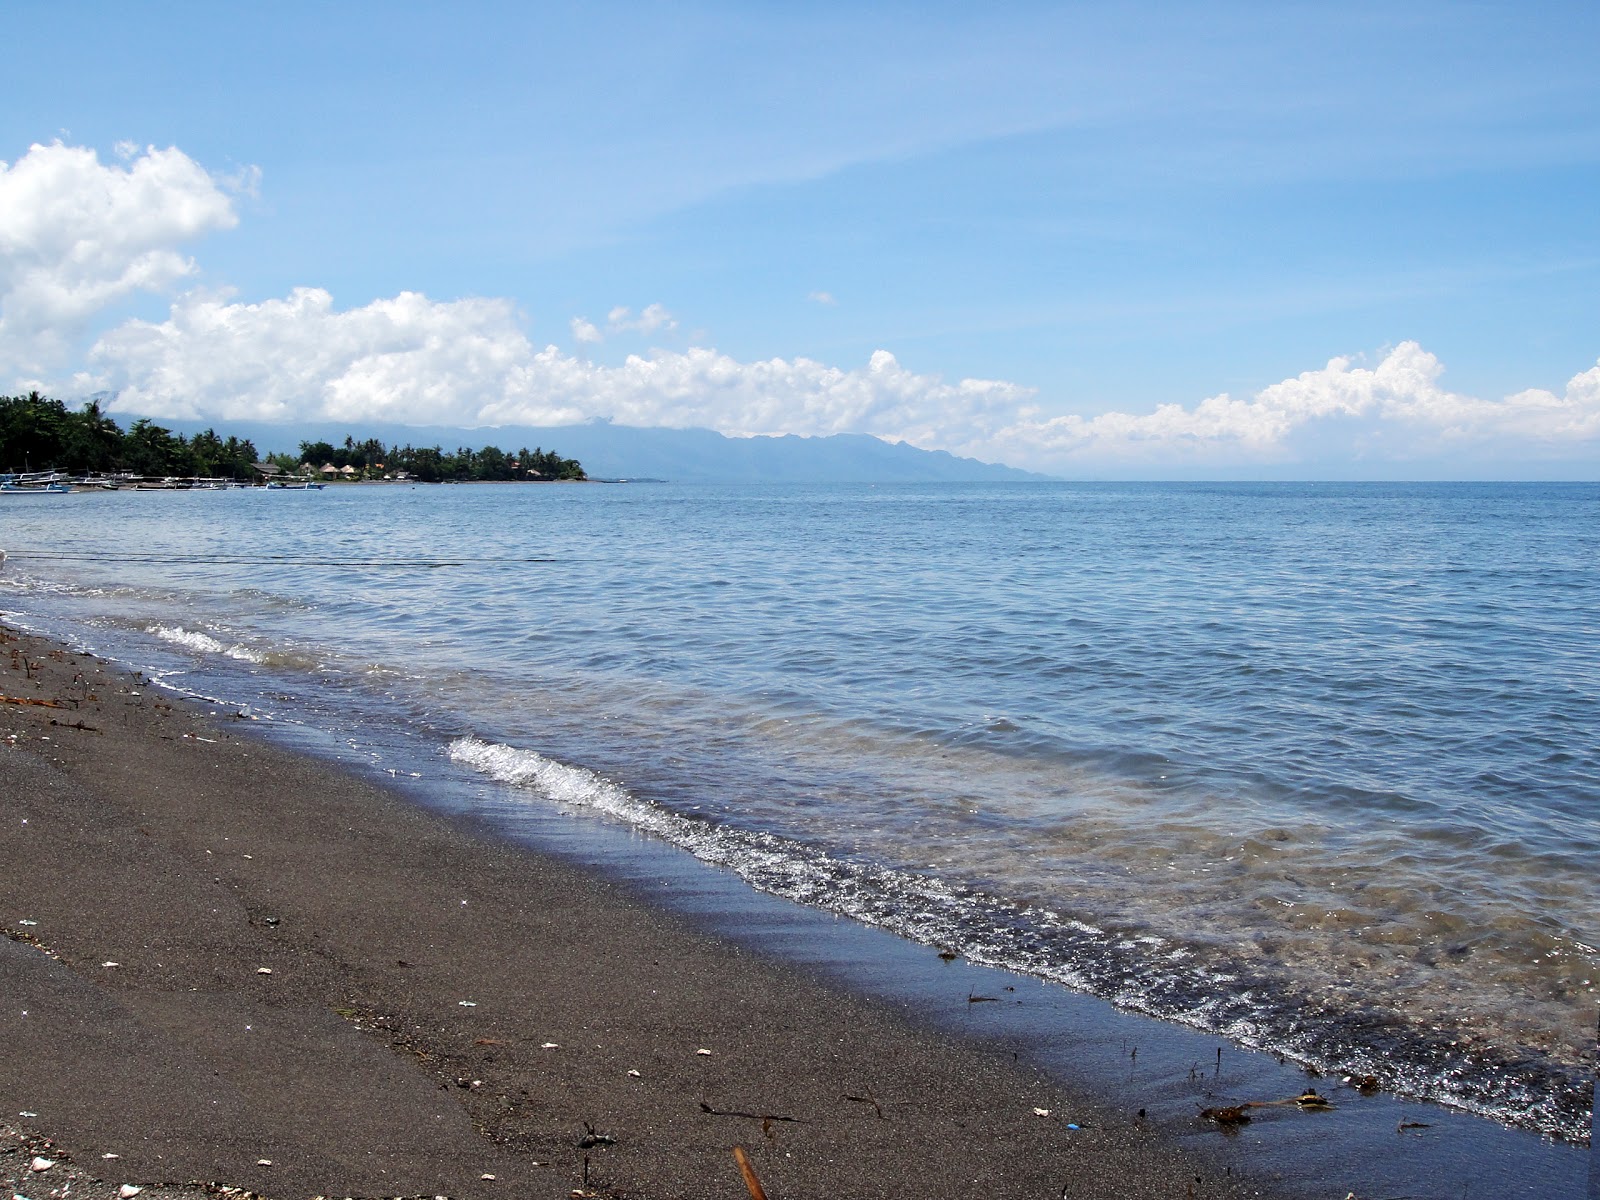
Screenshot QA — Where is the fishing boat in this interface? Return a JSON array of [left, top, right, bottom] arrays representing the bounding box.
[[0, 472, 73, 494]]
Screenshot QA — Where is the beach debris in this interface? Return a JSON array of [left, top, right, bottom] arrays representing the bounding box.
[[844, 1088, 885, 1119], [457, 1000, 477, 1007], [100, 1154, 118, 1160], [1344, 1073, 1380, 1095], [255, 1159, 272, 1166], [577, 1122, 616, 1148], [732, 1146, 768, 1200], [695, 1047, 713, 1055], [699, 1102, 800, 1124], [28, 1158, 54, 1173], [541, 1042, 560, 1049], [1033, 1107, 1051, 1117], [627, 1069, 641, 1077], [101, 961, 120, 969], [967, 992, 999, 1004], [19, 1112, 38, 1118], [1201, 1090, 1336, 1128], [17, 920, 37, 926], [47, 718, 99, 733], [937, 949, 958, 961], [256, 967, 272, 975], [119, 1185, 143, 1197], [1397, 1120, 1431, 1133], [478, 1174, 496, 1181]]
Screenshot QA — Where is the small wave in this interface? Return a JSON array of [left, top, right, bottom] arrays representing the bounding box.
[[446, 734, 1592, 1142], [147, 624, 266, 664]]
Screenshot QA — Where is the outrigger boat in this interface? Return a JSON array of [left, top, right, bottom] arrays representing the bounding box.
[[0, 471, 73, 494]]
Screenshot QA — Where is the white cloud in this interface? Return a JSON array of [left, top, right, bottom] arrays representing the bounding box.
[[974, 343, 1600, 470], [7, 141, 1596, 475], [808, 290, 837, 306], [0, 141, 240, 377], [81, 287, 1027, 440], [75, 280, 1600, 475], [606, 302, 677, 336]]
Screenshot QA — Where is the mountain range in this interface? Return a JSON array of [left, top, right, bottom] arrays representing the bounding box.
[[136, 416, 1047, 482]]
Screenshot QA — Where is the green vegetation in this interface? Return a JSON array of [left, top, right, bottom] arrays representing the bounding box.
[[0, 392, 586, 482], [289, 435, 586, 482]]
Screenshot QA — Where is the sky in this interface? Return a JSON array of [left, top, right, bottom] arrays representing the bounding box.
[[2, 1, 1597, 478]]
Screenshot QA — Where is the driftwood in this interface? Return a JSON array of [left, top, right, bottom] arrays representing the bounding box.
[[732, 1147, 768, 1200]]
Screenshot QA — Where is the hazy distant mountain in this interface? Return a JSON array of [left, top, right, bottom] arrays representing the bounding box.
[[134, 416, 1048, 482]]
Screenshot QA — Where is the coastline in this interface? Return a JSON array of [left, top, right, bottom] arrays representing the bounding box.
[[0, 627, 1282, 1200]]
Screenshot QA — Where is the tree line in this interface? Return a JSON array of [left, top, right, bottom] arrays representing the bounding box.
[[290, 437, 585, 482], [0, 392, 585, 482]]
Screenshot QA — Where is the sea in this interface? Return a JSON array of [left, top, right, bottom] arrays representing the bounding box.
[[2, 479, 1595, 1148]]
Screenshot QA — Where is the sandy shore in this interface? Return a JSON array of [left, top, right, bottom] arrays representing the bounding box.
[[0, 626, 1287, 1199]]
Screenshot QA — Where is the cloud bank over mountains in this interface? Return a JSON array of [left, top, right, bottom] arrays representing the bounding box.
[[4, 141, 1597, 476]]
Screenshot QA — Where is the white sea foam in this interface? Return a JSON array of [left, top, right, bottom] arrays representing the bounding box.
[[147, 624, 265, 663]]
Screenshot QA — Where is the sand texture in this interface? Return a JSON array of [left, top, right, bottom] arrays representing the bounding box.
[[0, 628, 1280, 1199]]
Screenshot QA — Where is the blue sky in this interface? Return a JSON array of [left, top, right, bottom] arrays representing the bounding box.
[[2, 2, 1597, 476]]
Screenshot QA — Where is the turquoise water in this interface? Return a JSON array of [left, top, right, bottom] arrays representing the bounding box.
[[2, 480, 1595, 1138]]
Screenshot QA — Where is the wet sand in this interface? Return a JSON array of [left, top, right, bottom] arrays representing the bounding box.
[[0, 626, 1286, 1199]]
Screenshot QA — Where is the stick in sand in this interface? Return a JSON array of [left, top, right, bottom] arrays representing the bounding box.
[[732, 1146, 768, 1200]]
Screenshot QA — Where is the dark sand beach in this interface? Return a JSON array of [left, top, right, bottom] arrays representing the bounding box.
[[0, 626, 1300, 1198]]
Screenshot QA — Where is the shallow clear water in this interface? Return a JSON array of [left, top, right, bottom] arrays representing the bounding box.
[[2, 480, 1595, 1139]]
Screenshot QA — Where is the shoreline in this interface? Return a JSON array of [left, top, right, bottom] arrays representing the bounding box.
[[0, 627, 1286, 1199]]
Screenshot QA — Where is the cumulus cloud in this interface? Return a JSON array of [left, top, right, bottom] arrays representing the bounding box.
[[82, 286, 1028, 440], [0, 141, 240, 377], [808, 290, 838, 306], [9, 140, 1597, 475], [975, 343, 1600, 469], [74, 279, 1600, 474]]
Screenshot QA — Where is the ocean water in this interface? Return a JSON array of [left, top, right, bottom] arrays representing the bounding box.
[[2, 480, 1595, 1140]]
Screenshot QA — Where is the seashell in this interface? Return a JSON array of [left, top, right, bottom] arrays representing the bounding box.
[[695, 1048, 712, 1056], [120, 1185, 143, 1197], [30, 1157, 55, 1172]]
